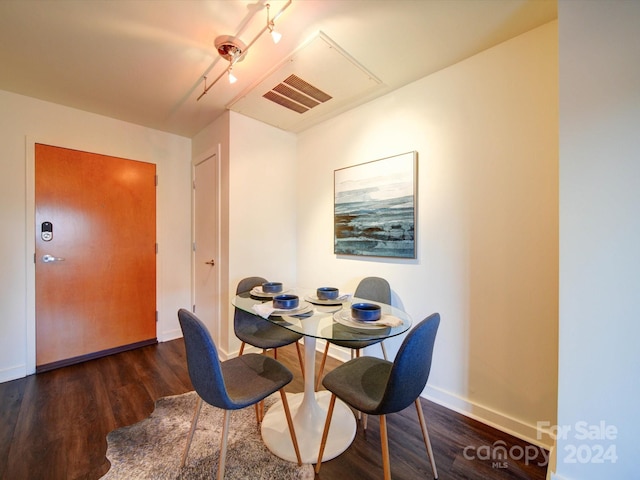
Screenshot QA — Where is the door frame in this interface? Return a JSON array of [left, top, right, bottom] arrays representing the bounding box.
[[25, 135, 160, 375], [191, 144, 223, 347]]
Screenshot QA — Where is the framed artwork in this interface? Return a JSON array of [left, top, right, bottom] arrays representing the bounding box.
[[334, 151, 417, 258]]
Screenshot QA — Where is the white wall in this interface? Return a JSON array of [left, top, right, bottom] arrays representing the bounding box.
[[296, 22, 558, 446], [0, 90, 192, 382], [226, 112, 298, 355], [555, 1, 640, 479], [192, 111, 297, 356]]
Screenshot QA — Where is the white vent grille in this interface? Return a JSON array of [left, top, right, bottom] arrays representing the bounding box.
[[228, 32, 384, 132]]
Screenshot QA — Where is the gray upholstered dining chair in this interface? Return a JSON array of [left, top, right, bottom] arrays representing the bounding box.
[[177, 308, 302, 479], [315, 276, 391, 391], [315, 313, 440, 480], [235, 276, 304, 378]]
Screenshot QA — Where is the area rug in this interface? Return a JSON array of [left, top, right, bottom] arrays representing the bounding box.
[[102, 391, 313, 479]]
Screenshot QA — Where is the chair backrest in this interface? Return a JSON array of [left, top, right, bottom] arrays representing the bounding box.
[[236, 276, 268, 296], [178, 308, 236, 409], [234, 276, 268, 332], [376, 313, 440, 414], [354, 276, 391, 304]]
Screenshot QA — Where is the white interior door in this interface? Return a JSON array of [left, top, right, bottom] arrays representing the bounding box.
[[193, 152, 220, 340]]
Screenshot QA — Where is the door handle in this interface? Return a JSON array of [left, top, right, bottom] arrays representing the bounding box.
[[204, 259, 215, 266], [42, 254, 65, 263]]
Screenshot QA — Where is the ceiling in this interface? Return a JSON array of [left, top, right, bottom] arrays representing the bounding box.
[[0, 0, 556, 138]]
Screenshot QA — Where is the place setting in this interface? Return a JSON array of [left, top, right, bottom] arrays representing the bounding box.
[[333, 302, 404, 330], [250, 282, 313, 318], [249, 281, 290, 299], [304, 286, 352, 306]]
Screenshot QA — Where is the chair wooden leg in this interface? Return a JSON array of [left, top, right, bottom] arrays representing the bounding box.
[[314, 393, 337, 474], [180, 395, 203, 467], [217, 410, 231, 480], [315, 343, 330, 391], [295, 341, 305, 381], [415, 398, 438, 479], [239, 342, 246, 355], [380, 414, 391, 480], [380, 341, 388, 360], [274, 347, 278, 360], [279, 389, 302, 466], [354, 348, 362, 422], [355, 346, 362, 421], [254, 400, 264, 422]]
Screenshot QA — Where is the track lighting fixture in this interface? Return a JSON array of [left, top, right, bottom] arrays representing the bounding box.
[[218, 39, 243, 84], [197, 0, 292, 101], [267, 4, 282, 44], [228, 68, 237, 84]]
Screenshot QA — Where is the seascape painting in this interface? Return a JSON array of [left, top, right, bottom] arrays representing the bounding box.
[[334, 151, 417, 258]]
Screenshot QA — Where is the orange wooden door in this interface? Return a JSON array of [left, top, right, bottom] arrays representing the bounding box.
[[35, 143, 156, 368]]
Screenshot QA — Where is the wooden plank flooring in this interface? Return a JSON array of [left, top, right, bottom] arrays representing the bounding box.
[[0, 339, 548, 480]]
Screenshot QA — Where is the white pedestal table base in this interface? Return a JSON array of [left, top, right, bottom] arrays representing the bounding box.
[[261, 335, 356, 464], [261, 391, 356, 464]]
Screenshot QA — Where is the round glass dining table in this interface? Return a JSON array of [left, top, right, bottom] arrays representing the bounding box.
[[232, 288, 412, 464]]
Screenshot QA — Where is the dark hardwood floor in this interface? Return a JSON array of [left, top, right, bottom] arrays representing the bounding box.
[[0, 340, 548, 480]]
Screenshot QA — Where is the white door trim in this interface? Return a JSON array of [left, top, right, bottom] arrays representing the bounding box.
[[25, 136, 37, 375]]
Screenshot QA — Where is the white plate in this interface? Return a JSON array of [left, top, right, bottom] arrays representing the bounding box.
[[333, 309, 391, 329], [304, 294, 345, 306], [250, 286, 285, 298], [271, 301, 313, 316]]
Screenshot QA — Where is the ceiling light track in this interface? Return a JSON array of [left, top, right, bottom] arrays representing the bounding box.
[[197, 0, 292, 101]]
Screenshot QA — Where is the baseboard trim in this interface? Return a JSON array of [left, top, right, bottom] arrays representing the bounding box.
[[321, 344, 555, 450], [321, 339, 357, 363], [423, 384, 554, 449], [158, 328, 182, 343], [0, 364, 27, 383], [223, 339, 355, 363]]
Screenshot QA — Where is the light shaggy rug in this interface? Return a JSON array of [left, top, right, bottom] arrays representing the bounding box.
[[102, 391, 314, 479]]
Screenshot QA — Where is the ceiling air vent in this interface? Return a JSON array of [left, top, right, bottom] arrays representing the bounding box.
[[263, 74, 332, 114], [228, 32, 384, 132]]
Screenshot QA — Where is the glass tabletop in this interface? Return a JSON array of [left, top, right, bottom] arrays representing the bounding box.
[[232, 288, 412, 342]]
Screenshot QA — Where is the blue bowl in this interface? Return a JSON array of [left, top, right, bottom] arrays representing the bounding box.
[[317, 287, 339, 300], [273, 294, 299, 310], [262, 282, 283, 294], [351, 303, 382, 322]]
